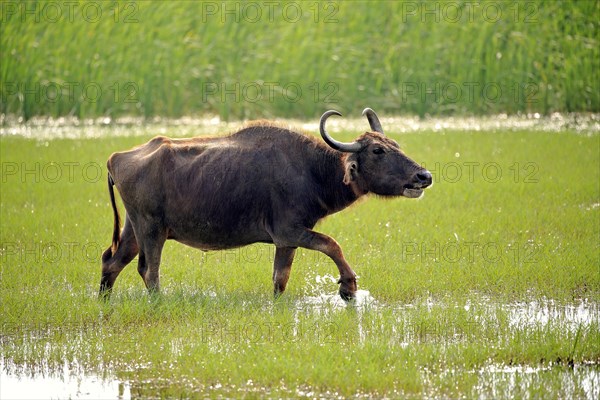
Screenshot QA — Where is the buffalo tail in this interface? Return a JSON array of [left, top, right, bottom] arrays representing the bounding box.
[[107, 174, 121, 255]]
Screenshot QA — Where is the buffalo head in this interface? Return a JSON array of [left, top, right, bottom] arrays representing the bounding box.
[[320, 108, 432, 198]]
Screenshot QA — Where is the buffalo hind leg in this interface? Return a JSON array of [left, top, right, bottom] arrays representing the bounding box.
[[297, 230, 357, 301], [99, 217, 139, 299], [273, 247, 297, 297], [136, 228, 167, 294]]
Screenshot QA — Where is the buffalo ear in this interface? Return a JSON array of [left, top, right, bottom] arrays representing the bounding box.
[[343, 161, 358, 185]]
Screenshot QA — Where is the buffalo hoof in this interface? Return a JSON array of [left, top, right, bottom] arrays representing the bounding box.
[[338, 276, 357, 302], [98, 291, 111, 302], [98, 282, 112, 301], [339, 287, 356, 302]]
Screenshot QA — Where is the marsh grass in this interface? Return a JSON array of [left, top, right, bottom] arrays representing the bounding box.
[[1, 0, 598, 120], [0, 123, 599, 397]]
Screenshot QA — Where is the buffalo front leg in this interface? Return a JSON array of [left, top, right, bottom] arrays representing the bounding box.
[[99, 217, 139, 299], [297, 230, 357, 301], [273, 247, 296, 297]]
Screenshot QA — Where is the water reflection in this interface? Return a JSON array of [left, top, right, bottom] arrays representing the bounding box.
[[300, 289, 377, 310], [2, 358, 597, 399], [295, 290, 598, 347], [471, 364, 600, 400], [0, 358, 130, 400]]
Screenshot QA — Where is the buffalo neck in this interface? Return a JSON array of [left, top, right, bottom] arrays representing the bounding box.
[[314, 147, 365, 215]]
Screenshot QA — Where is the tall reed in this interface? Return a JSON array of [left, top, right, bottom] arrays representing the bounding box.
[[1, 0, 597, 120]]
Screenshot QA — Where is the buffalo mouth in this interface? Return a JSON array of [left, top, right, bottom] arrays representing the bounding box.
[[402, 184, 424, 198]]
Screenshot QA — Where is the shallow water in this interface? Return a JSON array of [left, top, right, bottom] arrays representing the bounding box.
[[470, 364, 600, 400], [506, 298, 598, 333], [300, 289, 378, 309], [1, 357, 597, 399], [1, 297, 598, 399], [298, 280, 598, 335], [0, 358, 130, 400], [295, 288, 599, 350]]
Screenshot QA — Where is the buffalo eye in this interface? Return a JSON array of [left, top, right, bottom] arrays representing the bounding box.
[[372, 147, 385, 155]]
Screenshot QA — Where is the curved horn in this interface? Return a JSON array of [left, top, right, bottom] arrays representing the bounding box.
[[319, 110, 362, 153], [362, 107, 384, 134]]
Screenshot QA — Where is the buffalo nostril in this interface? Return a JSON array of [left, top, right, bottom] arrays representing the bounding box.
[[416, 170, 433, 186]]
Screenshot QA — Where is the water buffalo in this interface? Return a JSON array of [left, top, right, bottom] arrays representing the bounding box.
[[100, 109, 432, 300]]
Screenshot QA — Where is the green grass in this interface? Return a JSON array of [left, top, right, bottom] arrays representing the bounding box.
[[1, 123, 599, 398], [1, 0, 598, 120]]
